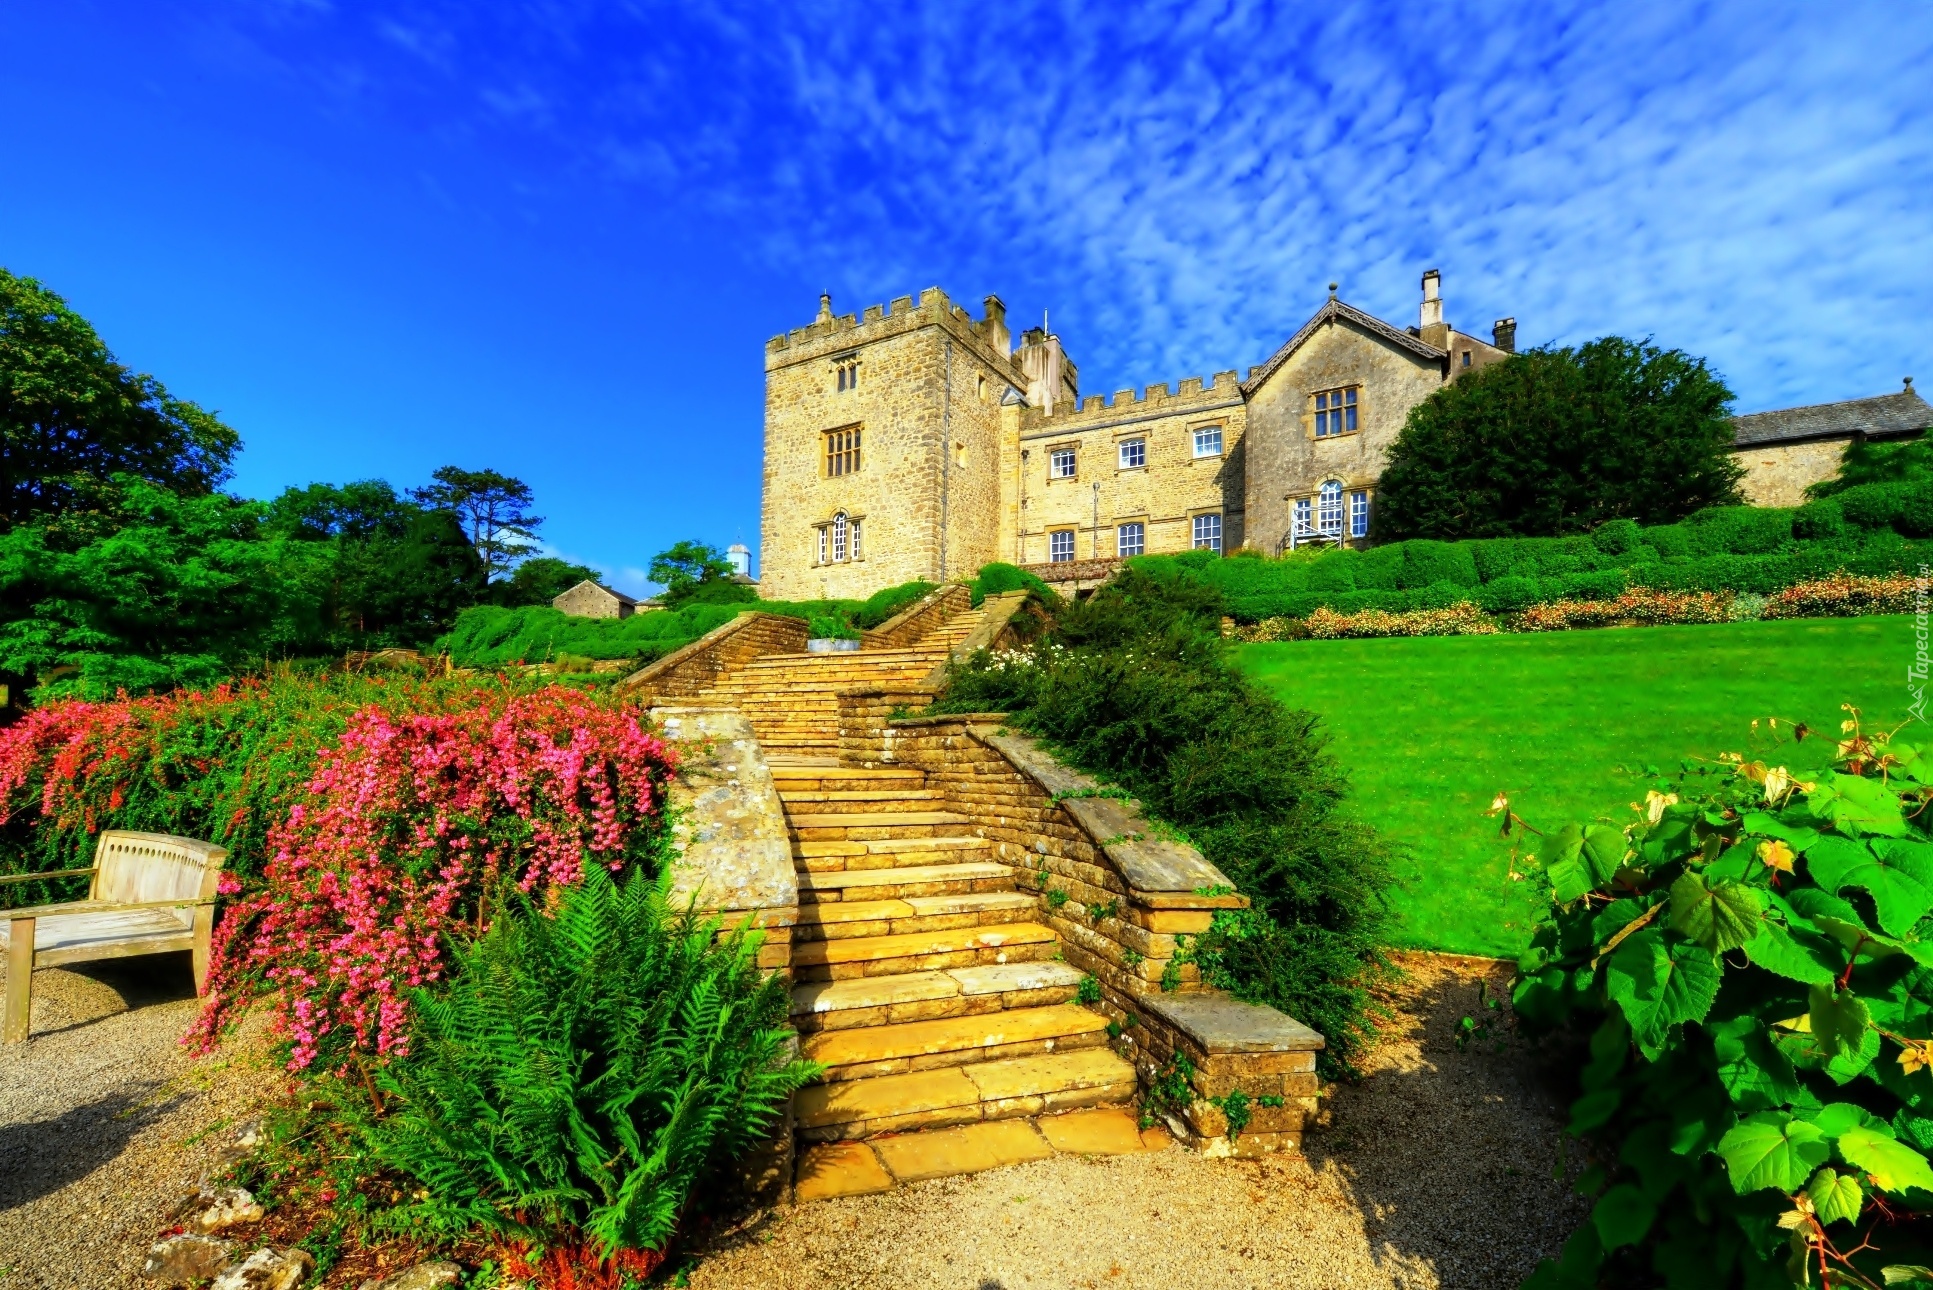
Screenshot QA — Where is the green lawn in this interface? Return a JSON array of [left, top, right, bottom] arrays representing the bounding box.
[[1236, 616, 1913, 958]]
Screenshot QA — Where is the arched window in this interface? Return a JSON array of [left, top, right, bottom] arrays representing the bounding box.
[[831, 512, 850, 562], [1318, 480, 1344, 534]]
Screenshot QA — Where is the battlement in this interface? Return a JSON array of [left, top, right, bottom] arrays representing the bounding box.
[[764, 286, 1018, 381], [1021, 369, 1243, 433]]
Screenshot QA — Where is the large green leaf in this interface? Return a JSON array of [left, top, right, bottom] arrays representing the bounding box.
[[1808, 1102, 1889, 1139], [1670, 872, 1765, 953], [1810, 986, 1873, 1060], [1548, 856, 1594, 905], [1806, 835, 1933, 937], [1711, 1016, 1803, 1110], [1590, 1183, 1656, 1250], [1582, 824, 1628, 886], [1744, 920, 1839, 986], [1808, 773, 1909, 838], [1606, 929, 1721, 1057], [1805, 1167, 1865, 1226], [1839, 1126, 1933, 1194], [1717, 1113, 1831, 1192], [1744, 811, 1821, 852]]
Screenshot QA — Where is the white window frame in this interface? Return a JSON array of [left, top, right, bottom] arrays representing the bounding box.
[[1317, 481, 1344, 534], [817, 526, 827, 564], [831, 512, 850, 563], [1049, 529, 1076, 562], [1349, 491, 1369, 538], [1192, 513, 1222, 553], [1049, 447, 1077, 479], [1118, 439, 1146, 470], [1117, 521, 1145, 557], [1192, 426, 1224, 458], [1293, 497, 1313, 538], [851, 517, 863, 560]]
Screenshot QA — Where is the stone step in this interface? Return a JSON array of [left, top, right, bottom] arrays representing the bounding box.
[[792, 892, 1038, 942], [799, 861, 1013, 902], [796, 836, 991, 874], [790, 921, 1057, 981], [777, 790, 945, 813], [803, 1003, 1109, 1082], [794, 1047, 1137, 1141], [770, 766, 926, 782], [795, 1108, 1159, 1200], [788, 812, 974, 842], [791, 961, 1086, 1032]]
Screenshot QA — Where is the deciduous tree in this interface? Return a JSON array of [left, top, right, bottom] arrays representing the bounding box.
[[1372, 337, 1742, 541]]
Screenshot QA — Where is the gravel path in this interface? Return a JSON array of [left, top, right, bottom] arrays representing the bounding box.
[[686, 954, 1588, 1290], [0, 953, 278, 1290]]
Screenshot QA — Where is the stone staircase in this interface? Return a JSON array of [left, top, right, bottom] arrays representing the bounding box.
[[690, 602, 993, 762], [772, 761, 1144, 1194]]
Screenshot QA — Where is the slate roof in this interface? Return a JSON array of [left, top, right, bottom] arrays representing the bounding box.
[[1242, 297, 1447, 394], [1732, 386, 1931, 448]]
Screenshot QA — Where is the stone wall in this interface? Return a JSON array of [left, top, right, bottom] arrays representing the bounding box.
[[1007, 372, 1247, 561], [835, 695, 1325, 1153], [762, 290, 1021, 599], [551, 581, 632, 619], [1243, 312, 1447, 556], [1733, 438, 1848, 507], [859, 584, 972, 650], [617, 612, 807, 702]]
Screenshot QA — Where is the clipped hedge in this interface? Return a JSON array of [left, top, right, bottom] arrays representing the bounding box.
[[1149, 492, 1933, 623], [438, 579, 938, 665]]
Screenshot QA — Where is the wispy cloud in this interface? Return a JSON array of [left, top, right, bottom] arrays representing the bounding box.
[[201, 0, 1933, 411]]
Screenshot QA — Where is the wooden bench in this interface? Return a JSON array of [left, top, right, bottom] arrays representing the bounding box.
[[2, 830, 227, 1043]]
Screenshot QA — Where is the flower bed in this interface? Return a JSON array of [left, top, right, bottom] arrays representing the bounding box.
[[1225, 575, 1916, 641], [1761, 571, 1917, 618]]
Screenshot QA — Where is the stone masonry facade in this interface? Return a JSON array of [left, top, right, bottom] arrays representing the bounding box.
[[760, 271, 1516, 595], [760, 276, 1930, 595]]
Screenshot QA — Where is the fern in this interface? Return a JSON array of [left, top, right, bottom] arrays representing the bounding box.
[[356, 865, 818, 1255]]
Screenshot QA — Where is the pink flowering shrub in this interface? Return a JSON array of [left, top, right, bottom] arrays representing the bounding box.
[[188, 687, 676, 1071]]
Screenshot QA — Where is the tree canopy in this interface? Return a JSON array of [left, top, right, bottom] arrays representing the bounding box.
[[492, 556, 601, 607], [413, 466, 542, 583], [648, 540, 755, 608], [1371, 337, 1743, 541], [1, 268, 239, 531]]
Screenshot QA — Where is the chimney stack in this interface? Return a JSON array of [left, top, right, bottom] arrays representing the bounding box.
[[980, 295, 1010, 354], [1493, 317, 1517, 354], [1419, 270, 1448, 348]]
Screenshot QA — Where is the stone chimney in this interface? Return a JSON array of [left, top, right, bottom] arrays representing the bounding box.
[[1015, 325, 1077, 415], [979, 295, 1011, 355], [1419, 270, 1448, 349], [1493, 317, 1517, 354]]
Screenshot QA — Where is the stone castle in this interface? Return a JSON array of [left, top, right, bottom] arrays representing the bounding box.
[[759, 272, 1929, 598]]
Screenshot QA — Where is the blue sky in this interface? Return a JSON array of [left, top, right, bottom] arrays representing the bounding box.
[[4, 2, 1930, 594]]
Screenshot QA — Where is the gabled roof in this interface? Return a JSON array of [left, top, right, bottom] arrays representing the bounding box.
[[559, 579, 639, 606], [1242, 297, 1447, 395], [1731, 387, 1932, 448]]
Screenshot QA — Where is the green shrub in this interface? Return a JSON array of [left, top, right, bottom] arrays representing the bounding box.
[[934, 566, 1396, 1075], [438, 603, 741, 668], [1838, 480, 1933, 538], [1683, 505, 1795, 555], [967, 562, 1053, 608], [1794, 498, 1849, 542], [854, 579, 938, 629], [357, 865, 817, 1255], [806, 614, 854, 640], [1515, 725, 1933, 1288], [1592, 518, 1642, 555], [1476, 575, 1542, 614], [1307, 554, 1359, 593], [1399, 540, 1478, 588]]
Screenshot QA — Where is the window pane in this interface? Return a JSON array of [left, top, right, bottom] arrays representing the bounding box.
[[1192, 514, 1222, 553], [1051, 448, 1076, 478], [832, 514, 849, 562], [1117, 522, 1144, 557], [1050, 530, 1074, 562], [1345, 406, 1357, 432], [1294, 498, 1312, 530], [817, 528, 826, 563], [1350, 491, 1369, 538], [1344, 388, 1356, 407], [1193, 428, 1222, 457], [852, 519, 863, 559], [1318, 482, 1343, 532], [1119, 439, 1145, 469]]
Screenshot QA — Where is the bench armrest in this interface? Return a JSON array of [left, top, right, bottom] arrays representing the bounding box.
[[0, 867, 96, 888], [7, 896, 215, 919]]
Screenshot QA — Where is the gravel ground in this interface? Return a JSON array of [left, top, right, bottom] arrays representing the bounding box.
[[685, 953, 1588, 1290], [0, 952, 279, 1290]]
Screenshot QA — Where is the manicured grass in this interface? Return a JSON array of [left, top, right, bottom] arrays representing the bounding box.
[[1236, 616, 1913, 958]]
